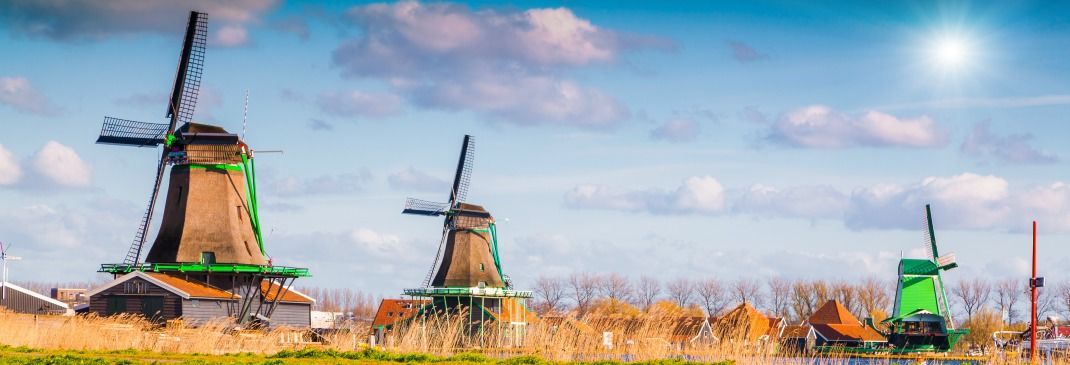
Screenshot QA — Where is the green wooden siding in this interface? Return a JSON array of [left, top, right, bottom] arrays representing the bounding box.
[[897, 276, 939, 317]]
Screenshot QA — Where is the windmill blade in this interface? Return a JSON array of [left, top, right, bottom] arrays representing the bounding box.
[[402, 198, 450, 216], [166, 11, 208, 132], [96, 117, 169, 147], [448, 135, 475, 205], [422, 226, 450, 288], [121, 153, 169, 265], [925, 204, 939, 260]]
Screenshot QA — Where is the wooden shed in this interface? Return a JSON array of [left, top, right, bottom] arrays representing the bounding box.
[[87, 272, 313, 327], [1, 282, 69, 315]]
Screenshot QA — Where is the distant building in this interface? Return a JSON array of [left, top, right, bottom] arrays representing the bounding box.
[[711, 302, 785, 348], [86, 271, 313, 327], [805, 300, 886, 351], [372, 299, 429, 345], [51, 288, 88, 306], [1, 282, 69, 315]]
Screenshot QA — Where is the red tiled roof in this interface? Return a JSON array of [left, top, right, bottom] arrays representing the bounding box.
[[146, 273, 236, 300], [372, 299, 428, 327], [260, 281, 314, 303], [809, 300, 857, 325]]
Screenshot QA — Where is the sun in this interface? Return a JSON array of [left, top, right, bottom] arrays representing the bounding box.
[[929, 34, 972, 71]]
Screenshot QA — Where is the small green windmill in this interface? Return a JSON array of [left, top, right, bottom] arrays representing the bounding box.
[[883, 204, 968, 352]]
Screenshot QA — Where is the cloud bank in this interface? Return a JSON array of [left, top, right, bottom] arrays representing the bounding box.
[[566, 173, 1070, 233], [765, 105, 946, 148], [331, 1, 667, 127]]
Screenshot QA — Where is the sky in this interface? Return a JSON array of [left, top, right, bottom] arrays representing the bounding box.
[[1, 0, 1069, 297]]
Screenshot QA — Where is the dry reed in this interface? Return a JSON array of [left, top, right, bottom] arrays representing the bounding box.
[[3, 310, 1068, 364]]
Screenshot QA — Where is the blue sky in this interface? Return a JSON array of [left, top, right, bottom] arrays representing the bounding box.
[[1, 0, 1069, 295]]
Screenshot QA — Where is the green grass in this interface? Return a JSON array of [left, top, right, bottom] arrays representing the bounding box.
[[0, 346, 734, 365]]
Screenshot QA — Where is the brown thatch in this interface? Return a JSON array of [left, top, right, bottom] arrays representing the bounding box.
[[711, 302, 783, 343], [431, 203, 504, 288], [146, 155, 265, 265]]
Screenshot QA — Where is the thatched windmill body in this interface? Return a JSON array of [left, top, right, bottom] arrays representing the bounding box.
[[95, 11, 308, 325], [401, 135, 532, 343]]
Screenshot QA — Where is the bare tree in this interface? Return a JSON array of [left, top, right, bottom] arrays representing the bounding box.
[[695, 278, 728, 316], [568, 272, 601, 317], [995, 278, 1023, 324], [599, 273, 633, 303], [733, 278, 764, 307], [766, 276, 791, 319], [832, 281, 861, 319], [951, 278, 991, 323], [634, 276, 661, 311], [856, 277, 892, 320], [1057, 280, 1070, 321], [534, 276, 568, 314], [666, 278, 694, 307]]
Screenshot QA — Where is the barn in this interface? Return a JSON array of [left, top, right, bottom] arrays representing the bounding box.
[[87, 271, 313, 327], [1, 281, 69, 315]]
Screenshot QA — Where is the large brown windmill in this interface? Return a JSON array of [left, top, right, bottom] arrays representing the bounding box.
[[94, 11, 307, 326], [401, 135, 532, 343]]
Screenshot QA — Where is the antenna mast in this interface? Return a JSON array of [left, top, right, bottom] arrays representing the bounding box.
[[242, 89, 249, 139]]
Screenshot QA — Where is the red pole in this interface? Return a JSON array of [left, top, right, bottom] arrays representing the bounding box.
[[1031, 220, 1038, 364]]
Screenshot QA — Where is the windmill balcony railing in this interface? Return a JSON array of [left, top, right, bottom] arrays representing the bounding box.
[[404, 287, 533, 298], [100, 263, 310, 277]]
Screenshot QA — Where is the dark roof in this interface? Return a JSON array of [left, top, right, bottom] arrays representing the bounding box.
[[812, 323, 887, 343], [782, 325, 811, 339]]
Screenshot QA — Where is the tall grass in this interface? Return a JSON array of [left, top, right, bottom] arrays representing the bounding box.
[[0, 309, 1055, 364]]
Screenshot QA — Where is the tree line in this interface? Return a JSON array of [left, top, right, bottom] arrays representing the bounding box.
[[531, 273, 1070, 328]]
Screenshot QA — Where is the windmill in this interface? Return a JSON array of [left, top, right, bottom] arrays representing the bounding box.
[[94, 11, 308, 325], [400, 135, 532, 343], [1, 241, 22, 301], [883, 204, 968, 352]]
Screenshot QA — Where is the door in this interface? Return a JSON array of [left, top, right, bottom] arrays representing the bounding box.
[[142, 296, 164, 321], [106, 296, 127, 315]]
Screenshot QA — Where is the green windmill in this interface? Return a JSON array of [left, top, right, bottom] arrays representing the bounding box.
[[883, 204, 969, 352]]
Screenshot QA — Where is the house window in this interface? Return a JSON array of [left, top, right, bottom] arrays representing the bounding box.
[[388, 312, 394, 317], [123, 281, 147, 294], [201, 252, 216, 265], [479, 263, 484, 272], [191, 299, 200, 308], [478, 281, 487, 288]]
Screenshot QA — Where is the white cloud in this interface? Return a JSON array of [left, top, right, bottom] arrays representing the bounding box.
[[650, 117, 700, 142], [845, 173, 1010, 230], [961, 121, 1058, 164], [349, 228, 405, 257], [317, 90, 404, 118], [388, 167, 449, 192], [267, 170, 373, 197], [0, 144, 22, 185], [0, 76, 60, 116], [566, 172, 1070, 233], [331, 1, 663, 128], [766, 105, 946, 148], [212, 25, 250, 47], [733, 184, 848, 220], [30, 141, 91, 187], [564, 175, 725, 215]]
